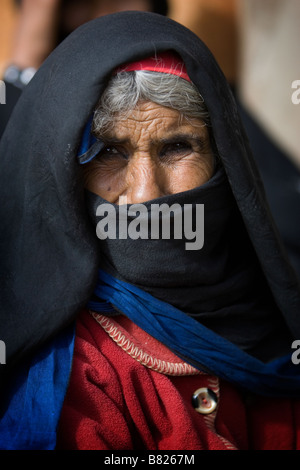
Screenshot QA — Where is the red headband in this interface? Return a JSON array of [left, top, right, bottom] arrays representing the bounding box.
[[115, 51, 191, 82]]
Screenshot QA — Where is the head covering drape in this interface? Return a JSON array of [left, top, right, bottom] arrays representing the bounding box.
[[0, 11, 299, 380]]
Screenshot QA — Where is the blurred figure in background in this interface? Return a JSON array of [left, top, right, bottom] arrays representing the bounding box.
[[0, 0, 168, 137], [0, 0, 18, 76], [170, 0, 300, 279], [168, 0, 238, 87], [7, 0, 168, 73], [236, 0, 300, 278]]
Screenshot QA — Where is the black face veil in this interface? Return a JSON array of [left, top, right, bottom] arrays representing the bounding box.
[[0, 11, 299, 377]]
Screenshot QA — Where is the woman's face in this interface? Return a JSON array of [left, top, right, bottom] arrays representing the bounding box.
[[83, 101, 215, 204]]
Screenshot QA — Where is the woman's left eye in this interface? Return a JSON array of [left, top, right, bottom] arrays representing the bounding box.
[[159, 142, 193, 159]]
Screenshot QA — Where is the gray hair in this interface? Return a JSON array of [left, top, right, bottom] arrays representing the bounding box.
[[92, 71, 211, 136]]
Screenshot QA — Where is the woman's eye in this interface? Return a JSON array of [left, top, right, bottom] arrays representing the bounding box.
[[160, 142, 193, 159], [97, 145, 128, 160]]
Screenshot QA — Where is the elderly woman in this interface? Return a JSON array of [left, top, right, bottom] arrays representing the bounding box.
[[0, 12, 300, 451]]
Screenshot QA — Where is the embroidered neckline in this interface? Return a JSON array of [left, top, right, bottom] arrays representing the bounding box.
[[90, 311, 201, 377]]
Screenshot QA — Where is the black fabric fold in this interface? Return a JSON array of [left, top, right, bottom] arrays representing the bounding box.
[[86, 167, 293, 362], [0, 11, 299, 378]]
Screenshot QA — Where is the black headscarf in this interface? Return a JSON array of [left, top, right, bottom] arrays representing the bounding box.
[[86, 165, 292, 362], [0, 11, 299, 378]]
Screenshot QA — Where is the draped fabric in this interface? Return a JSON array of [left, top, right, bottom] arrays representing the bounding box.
[[0, 10, 299, 388], [86, 167, 292, 363], [0, 325, 75, 450], [87, 270, 300, 398]]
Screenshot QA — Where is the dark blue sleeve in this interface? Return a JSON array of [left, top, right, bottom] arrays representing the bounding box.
[[0, 324, 75, 450]]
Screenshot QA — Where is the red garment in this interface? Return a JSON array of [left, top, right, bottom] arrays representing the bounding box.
[[57, 310, 300, 450]]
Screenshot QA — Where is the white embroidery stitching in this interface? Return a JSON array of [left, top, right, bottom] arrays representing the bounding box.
[[90, 311, 201, 377]]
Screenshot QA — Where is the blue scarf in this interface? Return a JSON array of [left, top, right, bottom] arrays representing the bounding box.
[[88, 269, 300, 398]]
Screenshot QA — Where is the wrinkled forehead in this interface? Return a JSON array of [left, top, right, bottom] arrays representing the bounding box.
[[77, 51, 194, 165]]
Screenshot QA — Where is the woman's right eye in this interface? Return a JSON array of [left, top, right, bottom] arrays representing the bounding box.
[[95, 145, 129, 161]]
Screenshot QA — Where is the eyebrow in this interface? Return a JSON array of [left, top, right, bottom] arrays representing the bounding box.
[[100, 137, 129, 146], [159, 133, 207, 149], [99, 132, 208, 149]]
